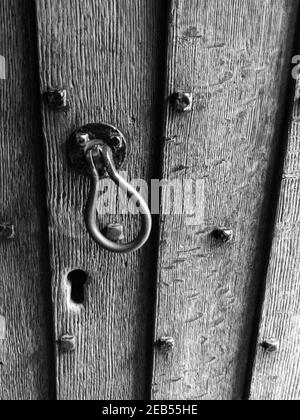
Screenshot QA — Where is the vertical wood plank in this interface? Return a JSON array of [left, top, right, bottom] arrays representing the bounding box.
[[0, 0, 54, 400], [250, 74, 300, 400], [152, 0, 298, 400], [36, 0, 165, 400]]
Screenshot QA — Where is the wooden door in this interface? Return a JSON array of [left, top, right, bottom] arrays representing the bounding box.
[[152, 0, 299, 400], [1, 0, 300, 401], [0, 0, 54, 400]]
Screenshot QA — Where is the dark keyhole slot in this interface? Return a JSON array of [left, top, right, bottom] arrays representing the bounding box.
[[68, 270, 88, 305]]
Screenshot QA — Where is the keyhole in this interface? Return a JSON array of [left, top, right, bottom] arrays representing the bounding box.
[[67, 270, 87, 305]]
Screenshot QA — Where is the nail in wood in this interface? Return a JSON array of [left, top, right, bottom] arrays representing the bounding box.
[[59, 335, 76, 353], [0, 223, 15, 241], [157, 337, 175, 353]]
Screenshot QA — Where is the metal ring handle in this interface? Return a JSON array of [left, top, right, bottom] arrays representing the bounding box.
[[85, 144, 152, 254]]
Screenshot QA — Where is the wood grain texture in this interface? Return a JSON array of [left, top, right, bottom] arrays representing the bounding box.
[[250, 77, 300, 400], [36, 0, 165, 400], [0, 0, 54, 400], [152, 0, 298, 400]]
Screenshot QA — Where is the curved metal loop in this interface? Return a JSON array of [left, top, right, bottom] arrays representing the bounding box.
[[85, 144, 152, 254]]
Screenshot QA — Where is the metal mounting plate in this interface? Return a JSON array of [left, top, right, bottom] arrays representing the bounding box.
[[67, 123, 127, 177]]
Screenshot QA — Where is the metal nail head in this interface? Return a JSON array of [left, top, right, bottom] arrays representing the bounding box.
[[59, 335, 76, 353], [261, 339, 279, 354], [104, 224, 125, 243], [45, 88, 69, 111], [157, 337, 175, 353], [171, 92, 193, 112], [0, 223, 15, 241], [212, 228, 234, 244]]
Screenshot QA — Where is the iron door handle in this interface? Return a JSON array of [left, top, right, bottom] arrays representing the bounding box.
[[68, 123, 152, 254]]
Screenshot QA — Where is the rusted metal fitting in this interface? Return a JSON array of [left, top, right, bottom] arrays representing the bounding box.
[[170, 92, 193, 112], [59, 335, 76, 353], [157, 337, 175, 353], [104, 224, 125, 243], [44, 88, 69, 111], [211, 228, 234, 244], [261, 339, 279, 354], [0, 223, 15, 241]]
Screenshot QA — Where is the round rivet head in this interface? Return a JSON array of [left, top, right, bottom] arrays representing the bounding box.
[[212, 228, 234, 243], [59, 335, 76, 353], [171, 92, 193, 112], [45, 88, 69, 111], [104, 224, 125, 243], [110, 136, 124, 150], [261, 339, 279, 354], [157, 337, 175, 353]]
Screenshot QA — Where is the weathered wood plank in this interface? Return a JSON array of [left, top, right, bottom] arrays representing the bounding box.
[[0, 0, 54, 400], [152, 0, 298, 400], [36, 0, 165, 400], [250, 74, 300, 400]]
